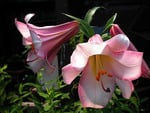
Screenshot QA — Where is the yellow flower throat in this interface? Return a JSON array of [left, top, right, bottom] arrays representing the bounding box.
[[89, 55, 112, 81], [89, 55, 112, 93]]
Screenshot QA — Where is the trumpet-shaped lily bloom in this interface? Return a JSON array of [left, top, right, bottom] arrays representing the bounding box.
[[15, 13, 79, 73], [62, 34, 143, 108], [110, 24, 150, 78]]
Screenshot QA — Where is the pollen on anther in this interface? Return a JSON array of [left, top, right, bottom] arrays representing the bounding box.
[[108, 73, 112, 77], [96, 70, 107, 81], [98, 70, 107, 75], [96, 75, 100, 81], [101, 70, 107, 75]]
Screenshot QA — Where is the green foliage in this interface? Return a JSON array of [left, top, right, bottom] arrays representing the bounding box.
[[101, 13, 117, 34], [69, 31, 84, 48], [0, 65, 11, 106], [0, 64, 149, 113]]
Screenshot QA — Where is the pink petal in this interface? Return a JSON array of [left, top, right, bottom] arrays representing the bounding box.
[[38, 28, 78, 58], [116, 78, 134, 99], [28, 20, 79, 60], [25, 13, 79, 35], [88, 34, 103, 44], [101, 48, 143, 80], [78, 65, 115, 108], [62, 64, 82, 84], [30, 31, 41, 51], [109, 24, 124, 36], [15, 19, 32, 45], [70, 34, 104, 68], [105, 34, 130, 52], [128, 43, 150, 78], [110, 24, 150, 78], [27, 50, 45, 73]]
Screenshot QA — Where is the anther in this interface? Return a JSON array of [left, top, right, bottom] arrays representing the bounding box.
[[96, 75, 100, 81], [96, 70, 107, 81], [108, 73, 112, 77]]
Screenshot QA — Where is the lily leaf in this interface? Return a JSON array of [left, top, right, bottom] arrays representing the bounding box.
[[84, 6, 101, 24], [102, 13, 117, 34]]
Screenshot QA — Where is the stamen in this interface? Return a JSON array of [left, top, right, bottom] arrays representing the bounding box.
[[96, 70, 106, 81], [96, 74, 100, 81], [108, 73, 112, 77], [96, 70, 112, 81], [100, 70, 107, 75]]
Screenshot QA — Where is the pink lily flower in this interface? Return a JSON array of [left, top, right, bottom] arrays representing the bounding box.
[[15, 13, 79, 73], [110, 24, 150, 78], [62, 34, 143, 108]]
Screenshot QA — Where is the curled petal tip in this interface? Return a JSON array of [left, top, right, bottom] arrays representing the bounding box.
[[25, 13, 35, 23], [107, 34, 130, 52], [110, 24, 124, 36]]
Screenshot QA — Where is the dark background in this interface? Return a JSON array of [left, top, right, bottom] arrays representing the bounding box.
[[1, 0, 150, 57]]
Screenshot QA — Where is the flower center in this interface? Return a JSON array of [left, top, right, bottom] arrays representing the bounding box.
[[89, 55, 112, 93]]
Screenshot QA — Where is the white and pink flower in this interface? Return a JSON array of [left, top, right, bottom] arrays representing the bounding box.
[[62, 34, 143, 108], [15, 13, 79, 73]]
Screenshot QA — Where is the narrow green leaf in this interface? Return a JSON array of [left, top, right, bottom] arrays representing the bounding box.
[[63, 13, 82, 22], [23, 82, 41, 90], [38, 92, 49, 99], [43, 103, 51, 111], [21, 92, 31, 98], [0, 65, 7, 72], [54, 93, 62, 98], [9, 94, 20, 103], [102, 13, 117, 33], [63, 13, 95, 37], [19, 83, 23, 94], [80, 20, 95, 37], [84, 6, 101, 24]]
